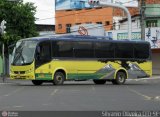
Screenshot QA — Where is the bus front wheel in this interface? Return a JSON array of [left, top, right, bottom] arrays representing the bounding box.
[[112, 72, 126, 85], [53, 72, 65, 85], [93, 79, 106, 85], [32, 80, 43, 86]]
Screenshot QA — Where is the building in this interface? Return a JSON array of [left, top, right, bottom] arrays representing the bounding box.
[[116, 14, 140, 30], [56, 7, 113, 34], [138, 0, 160, 28], [55, 0, 138, 34], [144, 0, 160, 75], [70, 23, 106, 36], [106, 14, 141, 41], [36, 24, 55, 36]]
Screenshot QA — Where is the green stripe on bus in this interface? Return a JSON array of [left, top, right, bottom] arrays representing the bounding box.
[[35, 73, 52, 80], [67, 73, 104, 80]]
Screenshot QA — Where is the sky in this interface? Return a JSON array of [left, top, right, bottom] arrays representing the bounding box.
[[23, 0, 55, 25], [23, 0, 138, 25]]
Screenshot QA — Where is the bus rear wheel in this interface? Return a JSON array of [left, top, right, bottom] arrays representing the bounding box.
[[93, 79, 106, 85], [32, 80, 43, 86], [112, 72, 126, 85], [53, 72, 65, 85]]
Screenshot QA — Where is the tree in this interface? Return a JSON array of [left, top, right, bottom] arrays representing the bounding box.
[[0, 0, 38, 75], [0, 0, 38, 45]]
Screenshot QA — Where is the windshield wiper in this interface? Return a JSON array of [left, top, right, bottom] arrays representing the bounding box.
[[12, 50, 25, 65], [12, 42, 25, 65]]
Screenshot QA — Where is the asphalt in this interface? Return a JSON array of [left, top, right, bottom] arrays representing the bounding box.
[[0, 75, 160, 112], [1, 75, 160, 83]]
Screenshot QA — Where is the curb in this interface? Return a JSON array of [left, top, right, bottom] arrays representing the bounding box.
[[127, 76, 160, 81]]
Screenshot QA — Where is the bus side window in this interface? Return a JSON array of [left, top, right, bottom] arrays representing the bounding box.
[[115, 43, 134, 59], [73, 41, 94, 58], [52, 41, 73, 58], [134, 44, 149, 59], [94, 42, 114, 58]]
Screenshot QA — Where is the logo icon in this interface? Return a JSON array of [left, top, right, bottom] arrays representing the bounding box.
[[2, 111, 8, 117], [78, 26, 88, 35]]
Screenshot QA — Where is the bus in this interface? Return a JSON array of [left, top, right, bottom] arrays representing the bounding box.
[[10, 35, 152, 85]]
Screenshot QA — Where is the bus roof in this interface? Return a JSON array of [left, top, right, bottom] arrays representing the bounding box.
[[21, 35, 149, 44]]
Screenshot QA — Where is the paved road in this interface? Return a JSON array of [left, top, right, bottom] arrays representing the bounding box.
[[0, 77, 160, 111]]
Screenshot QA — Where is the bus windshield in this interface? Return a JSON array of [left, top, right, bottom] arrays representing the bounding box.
[[11, 40, 38, 66]]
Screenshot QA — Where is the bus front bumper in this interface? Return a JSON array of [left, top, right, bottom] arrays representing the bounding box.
[[10, 73, 35, 80]]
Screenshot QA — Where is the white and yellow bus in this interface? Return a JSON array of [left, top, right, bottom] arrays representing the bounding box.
[[10, 35, 152, 85]]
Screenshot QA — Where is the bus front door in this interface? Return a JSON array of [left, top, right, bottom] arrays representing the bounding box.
[[35, 40, 52, 80]]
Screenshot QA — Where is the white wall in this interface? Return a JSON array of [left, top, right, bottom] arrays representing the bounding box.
[[39, 31, 55, 36], [70, 24, 106, 36], [106, 29, 141, 40], [120, 18, 141, 30]]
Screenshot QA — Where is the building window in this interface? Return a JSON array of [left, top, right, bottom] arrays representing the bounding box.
[[85, 22, 92, 24], [95, 7, 102, 9], [75, 8, 82, 11], [115, 43, 134, 58], [75, 23, 81, 25], [66, 9, 72, 11], [134, 43, 149, 59], [58, 24, 62, 29], [146, 20, 158, 27], [96, 22, 102, 24], [85, 8, 92, 10], [66, 24, 71, 33], [105, 21, 110, 26]]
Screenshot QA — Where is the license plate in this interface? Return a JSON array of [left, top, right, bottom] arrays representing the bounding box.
[[17, 74, 21, 78]]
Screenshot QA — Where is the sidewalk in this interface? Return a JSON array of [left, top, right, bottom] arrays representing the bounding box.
[[0, 76, 9, 83], [151, 75, 160, 79]]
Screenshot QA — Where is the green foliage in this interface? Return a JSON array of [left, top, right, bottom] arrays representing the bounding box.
[[0, 0, 38, 45]]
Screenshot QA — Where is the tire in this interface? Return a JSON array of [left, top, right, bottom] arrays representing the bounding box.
[[112, 72, 126, 85], [93, 79, 106, 85], [32, 80, 43, 86], [53, 72, 65, 85]]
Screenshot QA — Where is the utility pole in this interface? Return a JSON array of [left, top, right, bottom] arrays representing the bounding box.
[[141, 0, 146, 40], [0, 20, 7, 82]]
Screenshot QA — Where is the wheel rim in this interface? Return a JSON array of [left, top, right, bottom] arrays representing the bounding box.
[[118, 74, 125, 83], [56, 75, 63, 83]]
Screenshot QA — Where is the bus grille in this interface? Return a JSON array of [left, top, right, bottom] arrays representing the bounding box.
[[14, 71, 25, 74]]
